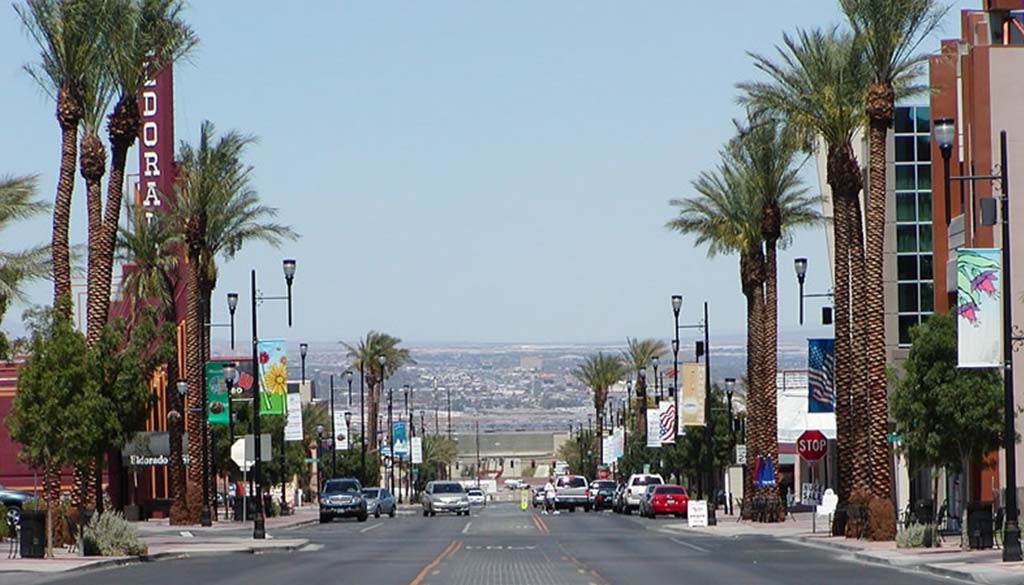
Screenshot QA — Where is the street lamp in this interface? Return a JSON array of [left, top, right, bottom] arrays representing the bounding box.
[[299, 343, 308, 384], [794, 258, 834, 325], [345, 369, 353, 407], [358, 364, 366, 484], [936, 122, 1021, 562], [227, 292, 239, 350], [637, 367, 647, 440], [330, 374, 337, 480], [676, 301, 716, 525], [672, 294, 682, 441], [315, 424, 325, 494], [933, 117, 956, 225], [248, 259, 298, 539], [724, 376, 736, 516], [651, 356, 660, 401], [222, 362, 237, 448]]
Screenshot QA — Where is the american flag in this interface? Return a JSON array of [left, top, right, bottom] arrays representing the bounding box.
[[808, 338, 835, 412], [659, 401, 676, 443]]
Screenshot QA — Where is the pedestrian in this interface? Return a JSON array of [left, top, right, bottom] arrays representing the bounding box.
[[544, 477, 558, 515]]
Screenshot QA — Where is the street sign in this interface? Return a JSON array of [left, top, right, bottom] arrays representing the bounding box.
[[797, 430, 828, 461], [735, 444, 747, 465], [230, 434, 273, 471], [687, 500, 709, 528], [886, 433, 902, 443]]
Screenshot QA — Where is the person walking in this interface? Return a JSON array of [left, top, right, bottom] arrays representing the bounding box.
[[544, 477, 559, 515]]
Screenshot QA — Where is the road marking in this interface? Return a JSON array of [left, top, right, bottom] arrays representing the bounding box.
[[446, 541, 463, 560], [461, 521, 472, 534], [409, 540, 459, 585], [532, 514, 550, 534], [671, 537, 709, 553], [298, 543, 324, 552], [360, 522, 384, 533]]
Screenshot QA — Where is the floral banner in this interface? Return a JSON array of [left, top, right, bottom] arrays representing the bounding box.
[[257, 338, 287, 415], [957, 248, 1002, 368]]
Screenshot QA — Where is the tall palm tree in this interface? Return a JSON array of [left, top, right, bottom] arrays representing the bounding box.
[[343, 332, 414, 454], [0, 175, 51, 304], [16, 0, 105, 313], [89, 0, 196, 351], [840, 0, 946, 511], [572, 353, 627, 461], [620, 338, 667, 437], [115, 208, 186, 520], [173, 121, 297, 511], [738, 28, 871, 520]]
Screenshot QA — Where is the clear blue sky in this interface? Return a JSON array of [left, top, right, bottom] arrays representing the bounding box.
[[0, 1, 975, 344]]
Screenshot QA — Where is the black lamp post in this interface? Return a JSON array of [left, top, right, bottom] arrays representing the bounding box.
[[344, 411, 353, 479], [299, 343, 308, 384], [935, 120, 1021, 562], [227, 292, 238, 350], [637, 368, 647, 440], [330, 374, 337, 479], [222, 363, 237, 507], [934, 117, 956, 225], [794, 258, 834, 325], [725, 376, 736, 516], [315, 424, 325, 494], [359, 364, 366, 484], [651, 356, 660, 402], [249, 259, 297, 539], [379, 354, 390, 493], [346, 369, 353, 407], [624, 380, 631, 459], [676, 301, 716, 525]]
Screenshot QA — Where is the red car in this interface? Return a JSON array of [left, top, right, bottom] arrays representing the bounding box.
[[644, 485, 688, 518]]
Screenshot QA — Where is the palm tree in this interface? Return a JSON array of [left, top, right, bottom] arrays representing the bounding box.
[[738, 28, 871, 519], [0, 175, 51, 304], [87, 0, 196, 352], [840, 0, 946, 511], [572, 353, 628, 462], [16, 0, 105, 313], [173, 120, 297, 511], [115, 208, 186, 521], [343, 332, 414, 455], [620, 338, 667, 437]]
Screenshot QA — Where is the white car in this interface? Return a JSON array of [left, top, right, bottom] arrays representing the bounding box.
[[467, 488, 487, 505], [622, 474, 664, 514]]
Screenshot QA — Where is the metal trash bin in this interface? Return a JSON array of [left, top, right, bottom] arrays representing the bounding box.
[[967, 502, 994, 550]]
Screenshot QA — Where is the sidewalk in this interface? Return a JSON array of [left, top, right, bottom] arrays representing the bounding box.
[[662, 512, 1024, 585], [0, 506, 316, 575]]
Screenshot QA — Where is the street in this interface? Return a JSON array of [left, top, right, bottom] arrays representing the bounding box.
[[13, 503, 961, 585]]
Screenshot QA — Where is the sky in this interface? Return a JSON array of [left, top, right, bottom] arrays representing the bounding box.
[[0, 1, 978, 345]]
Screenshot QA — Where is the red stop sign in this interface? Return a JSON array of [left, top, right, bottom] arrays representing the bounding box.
[[797, 430, 828, 461]]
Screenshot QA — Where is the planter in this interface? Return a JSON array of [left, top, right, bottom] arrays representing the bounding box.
[[19, 510, 46, 559]]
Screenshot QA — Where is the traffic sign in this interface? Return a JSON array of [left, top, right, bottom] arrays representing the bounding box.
[[735, 444, 747, 465], [797, 430, 828, 461]]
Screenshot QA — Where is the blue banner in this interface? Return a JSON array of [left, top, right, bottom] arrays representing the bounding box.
[[808, 338, 835, 413], [392, 421, 409, 458]]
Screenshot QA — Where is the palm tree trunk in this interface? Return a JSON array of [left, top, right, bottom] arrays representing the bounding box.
[[832, 183, 854, 508], [167, 357, 187, 523], [865, 83, 894, 505], [185, 251, 203, 520], [52, 87, 79, 316], [595, 401, 604, 465], [367, 379, 379, 454], [635, 377, 648, 438], [761, 239, 781, 508]]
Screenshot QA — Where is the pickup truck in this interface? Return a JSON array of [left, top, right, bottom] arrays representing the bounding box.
[[553, 475, 591, 512]]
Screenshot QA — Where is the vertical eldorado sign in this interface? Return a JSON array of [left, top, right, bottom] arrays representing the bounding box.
[[956, 248, 1003, 367]]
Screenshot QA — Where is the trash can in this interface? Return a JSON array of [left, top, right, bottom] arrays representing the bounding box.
[[914, 499, 934, 525], [19, 510, 46, 559], [967, 502, 994, 550]]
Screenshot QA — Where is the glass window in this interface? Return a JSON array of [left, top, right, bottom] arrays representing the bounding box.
[[919, 225, 933, 252], [896, 193, 916, 221], [897, 225, 918, 252], [915, 108, 931, 132], [897, 255, 918, 280], [920, 255, 933, 280], [917, 166, 932, 190], [324, 480, 360, 494], [895, 137, 915, 162], [918, 192, 932, 221], [895, 165, 916, 191], [432, 483, 465, 494], [920, 283, 934, 312], [895, 108, 914, 133], [899, 315, 919, 345], [899, 283, 919, 312], [917, 136, 931, 161]]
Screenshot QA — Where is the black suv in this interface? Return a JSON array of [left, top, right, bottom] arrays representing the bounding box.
[[319, 479, 368, 523]]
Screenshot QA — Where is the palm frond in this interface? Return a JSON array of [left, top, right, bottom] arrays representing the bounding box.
[[840, 0, 949, 86]]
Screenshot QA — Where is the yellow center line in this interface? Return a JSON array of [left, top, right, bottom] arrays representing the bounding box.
[[446, 540, 464, 560], [409, 540, 459, 585]]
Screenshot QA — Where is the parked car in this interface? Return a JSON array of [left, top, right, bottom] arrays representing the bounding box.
[[643, 485, 689, 519], [422, 481, 470, 517], [637, 484, 660, 518], [612, 483, 627, 513], [0, 484, 36, 526], [622, 473, 664, 514], [362, 487, 396, 518], [467, 488, 487, 506], [588, 480, 617, 510], [531, 486, 546, 509], [553, 475, 590, 512], [319, 478, 368, 523]]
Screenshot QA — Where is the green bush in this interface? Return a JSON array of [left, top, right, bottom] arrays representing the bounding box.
[[897, 523, 939, 548], [82, 509, 147, 556]]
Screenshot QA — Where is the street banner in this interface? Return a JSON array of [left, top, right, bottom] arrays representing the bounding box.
[[603, 433, 617, 464], [256, 338, 287, 415], [615, 427, 625, 459], [646, 414, 662, 448], [680, 362, 706, 426], [411, 437, 423, 464], [658, 400, 676, 444], [333, 409, 349, 450], [957, 248, 1002, 367], [284, 393, 303, 441], [392, 421, 409, 457], [807, 338, 836, 413], [687, 500, 709, 528], [206, 361, 229, 425]]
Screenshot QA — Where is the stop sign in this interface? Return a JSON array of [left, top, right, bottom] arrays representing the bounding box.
[[797, 430, 828, 461]]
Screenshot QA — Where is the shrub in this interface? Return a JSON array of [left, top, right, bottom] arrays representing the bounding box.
[[867, 496, 897, 541], [82, 509, 147, 557], [897, 523, 939, 548]]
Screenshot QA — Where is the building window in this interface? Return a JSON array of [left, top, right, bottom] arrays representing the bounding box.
[[894, 105, 934, 346]]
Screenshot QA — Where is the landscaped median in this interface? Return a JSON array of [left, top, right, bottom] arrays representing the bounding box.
[[659, 512, 1024, 585], [0, 505, 317, 575]]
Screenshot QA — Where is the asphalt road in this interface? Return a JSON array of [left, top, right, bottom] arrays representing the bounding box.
[[16, 503, 963, 585]]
